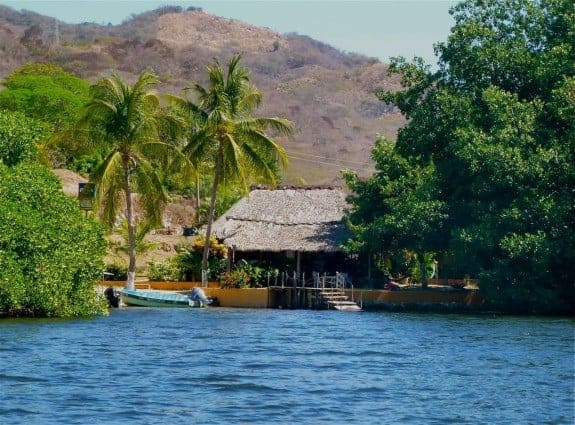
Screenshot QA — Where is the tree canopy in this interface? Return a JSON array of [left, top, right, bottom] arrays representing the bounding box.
[[345, 0, 574, 314], [0, 109, 49, 166], [0, 162, 107, 317], [0, 63, 90, 129]]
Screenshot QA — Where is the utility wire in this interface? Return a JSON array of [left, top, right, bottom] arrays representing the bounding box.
[[285, 150, 372, 166], [287, 154, 375, 171]]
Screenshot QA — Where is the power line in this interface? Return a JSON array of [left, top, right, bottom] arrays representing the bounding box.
[[285, 150, 373, 166], [287, 154, 375, 172]]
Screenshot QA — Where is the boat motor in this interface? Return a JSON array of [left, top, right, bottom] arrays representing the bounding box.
[[104, 286, 120, 308], [189, 287, 212, 305]]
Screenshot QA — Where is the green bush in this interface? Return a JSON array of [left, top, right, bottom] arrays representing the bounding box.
[[104, 263, 128, 281], [0, 110, 49, 166], [0, 63, 89, 129], [219, 260, 279, 288], [147, 259, 184, 282], [0, 162, 107, 317], [146, 251, 226, 282]]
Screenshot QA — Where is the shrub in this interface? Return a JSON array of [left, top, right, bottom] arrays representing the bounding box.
[[220, 260, 279, 288], [147, 259, 184, 282], [146, 250, 226, 282], [0, 162, 107, 317], [0, 110, 49, 166], [104, 263, 128, 281], [220, 269, 251, 289]]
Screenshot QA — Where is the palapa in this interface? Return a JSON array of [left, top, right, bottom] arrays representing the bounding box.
[[211, 187, 350, 253]]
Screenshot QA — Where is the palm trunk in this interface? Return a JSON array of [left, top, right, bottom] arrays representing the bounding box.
[[124, 161, 136, 290], [195, 173, 201, 223], [201, 148, 223, 286], [418, 251, 428, 289]]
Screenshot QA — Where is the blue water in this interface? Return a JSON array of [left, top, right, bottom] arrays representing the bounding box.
[[1, 309, 573, 424]]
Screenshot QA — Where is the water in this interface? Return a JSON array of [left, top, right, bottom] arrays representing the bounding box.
[[1, 309, 573, 424]]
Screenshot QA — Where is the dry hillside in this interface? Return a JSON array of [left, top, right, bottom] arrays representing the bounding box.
[[0, 5, 404, 185]]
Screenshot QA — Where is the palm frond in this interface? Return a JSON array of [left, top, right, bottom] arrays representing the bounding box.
[[221, 132, 247, 190], [240, 140, 279, 186], [236, 88, 262, 114], [90, 151, 124, 229], [133, 158, 168, 227], [239, 117, 294, 137]]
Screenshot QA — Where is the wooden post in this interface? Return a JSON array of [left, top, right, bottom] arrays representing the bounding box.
[[226, 247, 232, 272], [292, 271, 297, 308], [296, 251, 301, 279]]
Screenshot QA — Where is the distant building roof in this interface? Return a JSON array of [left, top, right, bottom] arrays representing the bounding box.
[[212, 187, 350, 253]]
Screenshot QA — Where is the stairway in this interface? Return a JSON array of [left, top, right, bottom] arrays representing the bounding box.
[[316, 288, 362, 311]]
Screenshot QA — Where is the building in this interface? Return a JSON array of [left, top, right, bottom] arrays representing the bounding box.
[[211, 187, 351, 276]]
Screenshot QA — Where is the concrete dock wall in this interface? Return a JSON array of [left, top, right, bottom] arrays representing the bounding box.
[[106, 281, 482, 310]]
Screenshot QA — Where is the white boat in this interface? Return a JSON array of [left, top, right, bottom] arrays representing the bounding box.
[[120, 288, 211, 308]]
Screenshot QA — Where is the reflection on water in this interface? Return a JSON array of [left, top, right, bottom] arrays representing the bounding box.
[[1, 309, 574, 424]]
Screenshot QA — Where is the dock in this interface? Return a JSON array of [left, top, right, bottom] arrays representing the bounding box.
[[268, 272, 362, 311]]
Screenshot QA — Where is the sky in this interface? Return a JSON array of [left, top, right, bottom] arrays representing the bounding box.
[[0, 0, 459, 66]]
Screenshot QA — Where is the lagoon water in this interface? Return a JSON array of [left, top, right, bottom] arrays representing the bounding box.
[[1, 308, 573, 424]]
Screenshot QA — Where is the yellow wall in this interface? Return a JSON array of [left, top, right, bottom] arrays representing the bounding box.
[[105, 281, 481, 308], [203, 288, 269, 308], [346, 289, 482, 306]]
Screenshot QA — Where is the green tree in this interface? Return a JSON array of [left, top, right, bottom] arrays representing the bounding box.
[[171, 55, 293, 284], [0, 162, 107, 317], [74, 70, 184, 289], [0, 63, 89, 129], [343, 138, 447, 287], [0, 109, 50, 166], [0, 63, 97, 169], [374, 0, 574, 313]]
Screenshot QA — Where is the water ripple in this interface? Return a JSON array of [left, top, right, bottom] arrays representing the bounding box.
[[1, 310, 573, 424]]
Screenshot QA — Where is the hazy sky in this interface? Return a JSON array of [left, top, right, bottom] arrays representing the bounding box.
[[0, 0, 459, 66]]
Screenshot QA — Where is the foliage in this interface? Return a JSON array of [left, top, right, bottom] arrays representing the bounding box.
[[0, 63, 106, 171], [347, 0, 574, 313], [195, 186, 243, 226], [112, 218, 158, 255], [104, 263, 128, 281], [0, 63, 90, 129], [342, 137, 447, 286], [147, 236, 227, 282], [220, 269, 251, 289], [0, 109, 49, 166], [68, 69, 185, 289], [0, 162, 107, 317], [147, 252, 226, 282], [190, 235, 228, 258], [170, 54, 293, 281], [219, 260, 279, 289], [147, 259, 185, 282]]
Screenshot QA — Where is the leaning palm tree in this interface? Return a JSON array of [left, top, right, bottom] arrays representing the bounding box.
[[76, 70, 185, 289], [171, 55, 293, 285]]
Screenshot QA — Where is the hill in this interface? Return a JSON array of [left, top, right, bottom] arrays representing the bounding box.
[[0, 5, 404, 185]]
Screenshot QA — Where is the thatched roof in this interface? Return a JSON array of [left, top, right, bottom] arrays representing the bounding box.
[[212, 187, 350, 253], [52, 168, 87, 197]]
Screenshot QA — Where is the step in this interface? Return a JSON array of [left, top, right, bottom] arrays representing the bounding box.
[[328, 300, 355, 305], [320, 294, 348, 300]]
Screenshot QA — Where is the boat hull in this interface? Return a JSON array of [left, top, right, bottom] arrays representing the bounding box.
[[120, 290, 205, 308]]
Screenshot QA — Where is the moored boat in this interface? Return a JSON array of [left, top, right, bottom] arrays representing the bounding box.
[[120, 289, 209, 308]]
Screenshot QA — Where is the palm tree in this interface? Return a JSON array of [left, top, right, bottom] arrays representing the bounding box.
[[172, 55, 293, 285], [77, 70, 184, 289]]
